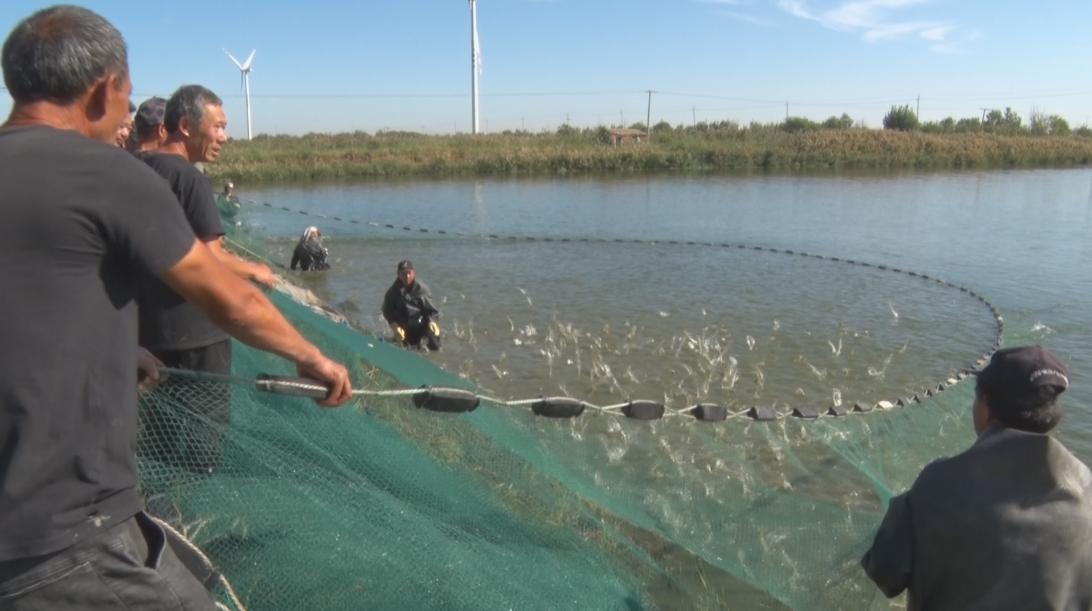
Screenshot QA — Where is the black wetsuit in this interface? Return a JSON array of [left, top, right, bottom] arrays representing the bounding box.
[[291, 239, 330, 271], [382, 279, 441, 351]]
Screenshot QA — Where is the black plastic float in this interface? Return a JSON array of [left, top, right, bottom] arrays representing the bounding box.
[[412, 387, 480, 413], [623, 401, 666, 420], [531, 397, 587, 418]]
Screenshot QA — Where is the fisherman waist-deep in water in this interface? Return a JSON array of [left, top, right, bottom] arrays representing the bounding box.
[[291, 225, 330, 271], [382, 259, 441, 351]]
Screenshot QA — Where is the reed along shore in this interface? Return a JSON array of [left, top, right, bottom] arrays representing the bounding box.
[[208, 125, 1092, 183]]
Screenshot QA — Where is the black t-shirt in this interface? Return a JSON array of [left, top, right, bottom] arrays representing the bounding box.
[[138, 153, 227, 350], [0, 125, 195, 559]]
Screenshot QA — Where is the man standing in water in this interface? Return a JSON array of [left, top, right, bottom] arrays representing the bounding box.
[[140, 85, 275, 472], [382, 260, 442, 351], [0, 5, 351, 608], [862, 346, 1092, 609]]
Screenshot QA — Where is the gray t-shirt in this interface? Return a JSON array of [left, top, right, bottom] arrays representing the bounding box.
[[862, 424, 1092, 610], [0, 125, 195, 559], [138, 153, 227, 350]]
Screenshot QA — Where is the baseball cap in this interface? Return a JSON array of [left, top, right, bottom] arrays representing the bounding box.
[[134, 96, 167, 131], [397, 260, 414, 272], [975, 346, 1070, 398]]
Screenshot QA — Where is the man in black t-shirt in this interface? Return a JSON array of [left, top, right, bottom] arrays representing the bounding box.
[[140, 85, 276, 473], [0, 7, 352, 609]]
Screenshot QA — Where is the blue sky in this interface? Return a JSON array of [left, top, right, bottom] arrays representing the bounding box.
[[2, 1, 1091, 137]]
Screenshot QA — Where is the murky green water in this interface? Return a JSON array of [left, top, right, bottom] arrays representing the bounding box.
[[243, 169, 1091, 449], [231, 169, 1092, 608]]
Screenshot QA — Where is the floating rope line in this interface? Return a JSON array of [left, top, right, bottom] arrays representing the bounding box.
[[218, 197, 1004, 422]]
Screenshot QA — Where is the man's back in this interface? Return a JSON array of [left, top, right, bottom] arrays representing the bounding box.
[[0, 125, 194, 558], [863, 425, 1092, 610]]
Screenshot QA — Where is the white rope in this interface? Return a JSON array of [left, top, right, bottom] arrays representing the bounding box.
[[150, 516, 249, 611]]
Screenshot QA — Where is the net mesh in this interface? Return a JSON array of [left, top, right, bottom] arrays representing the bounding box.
[[136, 202, 979, 610]]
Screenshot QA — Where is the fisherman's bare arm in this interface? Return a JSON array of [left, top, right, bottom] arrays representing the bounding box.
[[161, 239, 352, 405], [205, 236, 277, 288]]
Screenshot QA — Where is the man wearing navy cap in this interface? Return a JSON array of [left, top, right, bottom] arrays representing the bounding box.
[[382, 259, 442, 351], [130, 95, 167, 153], [862, 346, 1092, 610]]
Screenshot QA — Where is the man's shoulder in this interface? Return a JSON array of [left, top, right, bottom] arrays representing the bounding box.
[[142, 152, 198, 177], [915, 427, 1092, 494], [1, 125, 175, 195]]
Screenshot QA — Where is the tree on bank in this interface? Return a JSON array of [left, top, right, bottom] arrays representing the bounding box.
[[883, 105, 919, 131]]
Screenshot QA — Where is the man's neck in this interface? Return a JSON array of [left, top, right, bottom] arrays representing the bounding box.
[[158, 138, 194, 162], [4, 102, 90, 136]]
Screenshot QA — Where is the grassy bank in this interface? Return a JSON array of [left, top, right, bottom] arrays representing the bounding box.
[[208, 125, 1092, 183]]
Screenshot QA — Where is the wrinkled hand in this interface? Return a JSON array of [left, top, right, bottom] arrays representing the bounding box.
[[251, 264, 277, 288], [297, 353, 352, 407], [137, 347, 164, 393]]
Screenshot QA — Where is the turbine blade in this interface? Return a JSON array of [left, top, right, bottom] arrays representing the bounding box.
[[223, 48, 244, 69], [242, 49, 256, 71]]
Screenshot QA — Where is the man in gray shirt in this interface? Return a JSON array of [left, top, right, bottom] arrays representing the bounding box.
[[862, 346, 1092, 610]]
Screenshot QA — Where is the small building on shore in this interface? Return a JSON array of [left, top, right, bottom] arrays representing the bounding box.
[[608, 128, 648, 146]]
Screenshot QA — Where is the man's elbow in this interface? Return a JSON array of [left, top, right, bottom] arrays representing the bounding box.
[[208, 284, 267, 331], [860, 551, 909, 598]]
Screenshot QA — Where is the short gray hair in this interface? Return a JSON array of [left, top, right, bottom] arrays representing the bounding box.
[[2, 5, 128, 104], [165, 85, 223, 134]]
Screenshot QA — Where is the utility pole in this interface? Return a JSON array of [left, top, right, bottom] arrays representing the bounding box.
[[980, 107, 989, 123], [646, 89, 655, 142], [620, 110, 624, 127], [470, 0, 480, 134], [916, 94, 920, 118], [785, 101, 789, 119], [692, 105, 696, 126]]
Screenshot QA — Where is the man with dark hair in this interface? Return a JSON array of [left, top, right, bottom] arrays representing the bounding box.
[[130, 95, 167, 153], [862, 346, 1092, 610], [139, 84, 277, 473], [382, 259, 441, 351], [0, 6, 352, 609]]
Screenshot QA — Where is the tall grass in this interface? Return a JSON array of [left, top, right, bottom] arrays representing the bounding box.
[[208, 125, 1092, 184]]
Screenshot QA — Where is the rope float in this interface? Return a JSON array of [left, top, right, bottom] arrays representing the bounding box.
[[165, 362, 979, 423], [215, 199, 1006, 422]]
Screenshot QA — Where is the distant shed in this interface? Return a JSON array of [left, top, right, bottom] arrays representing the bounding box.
[[608, 128, 647, 146]]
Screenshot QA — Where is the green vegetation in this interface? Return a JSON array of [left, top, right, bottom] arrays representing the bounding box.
[[209, 109, 1092, 183], [883, 105, 919, 131]]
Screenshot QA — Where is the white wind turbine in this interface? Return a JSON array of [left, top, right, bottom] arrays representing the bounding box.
[[469, 0, 481, 134], [224, 48, 256, 140]]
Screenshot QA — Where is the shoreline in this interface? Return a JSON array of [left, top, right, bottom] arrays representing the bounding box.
[[207, 129, 1092, 184]]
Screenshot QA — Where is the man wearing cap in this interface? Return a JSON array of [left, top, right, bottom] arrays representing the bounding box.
[[382, 260, 441, 351], [129, 95, 167, 153], [862, 346, 1092, 610], [0, 6, 351, 608]]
